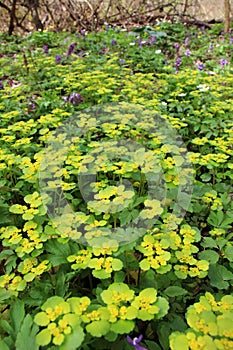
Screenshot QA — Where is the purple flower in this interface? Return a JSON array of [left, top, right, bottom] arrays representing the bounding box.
[[67, 42, 76, 56], [111, 39, 117, 45], [175, 57, 182, 72], [209, 43, 213, 51], [67, 92, 84, 106], [220, 58, 229, 69], [184, 36, 189, 47], [185, 49, 191, 56], [120, 59, 125, 65], [150, 35, 156, 45], [0, 79, 4, 90], [43, 45, 49, 54], [174, 42, 179, 50], [197, 63, 205, 71], [55, 55, 62, 64], [80, 29, 86, 38], [126, 335, 148, 350], [230, 37, 233, 45]]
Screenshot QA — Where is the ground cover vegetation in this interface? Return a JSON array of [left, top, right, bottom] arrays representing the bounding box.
[[0, 20, 232, 349]]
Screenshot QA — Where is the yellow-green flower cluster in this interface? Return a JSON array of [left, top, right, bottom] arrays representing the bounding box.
[[170, 293, 233, 350], [137, 224, 209, 279], [34, 296, 89, 347]]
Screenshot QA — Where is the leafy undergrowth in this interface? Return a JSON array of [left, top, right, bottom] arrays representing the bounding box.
[[0, 22, 232, 350]]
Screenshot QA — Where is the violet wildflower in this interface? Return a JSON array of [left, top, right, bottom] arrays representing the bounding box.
[[209, 43, 213, 51], [111, 39, 117, 45], [185, 49, 191, 56], [68, 92, 84, 106], [0, 79, 4, 90], [174, 42, 179, 52], [230, 37, 233, 44], [43, 45, 49, 54], [150, 35, 156, 45], [175, 57, 182, 72], [119, 59, 125, 65], [126, 335, 148, 350], [55, 55, 62, 64], [220, 58, 229, 69], [197, 63, 205, 71], [80, 29, 86, 38], [67, 42, 76, 56], [184, 36, 189, 47]]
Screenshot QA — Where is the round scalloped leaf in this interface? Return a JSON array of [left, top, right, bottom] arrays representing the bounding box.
[[92, 269, 111, 279], [86, 320, 110, 337], [137, 309, 154, 321], [36, 328, 51, 346], [59, 325, 85, 350], [63, 313, 81, 327], [9, 205, 26, 214], [154, 297, 169, 319], [125, 306, 138, 320], [41, 296, 69, 312], [139, 259, 151, 271], [139, 288, 157, 302], [169, 332, 189, 350], [110, 319, 135, 334], [112, 258, 123, 271], [34, 312, 50, 326]]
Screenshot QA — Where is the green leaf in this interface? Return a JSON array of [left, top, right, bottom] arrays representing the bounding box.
[[199, 250, 219, 264], [16, 314, 39, 350], [224, 246, 233, 262], [139, 259, 151, 270], [41, 296, 66, 311], [36, 328, 51, 346], [202, 237, 218, 249], [10, 299, 25, 337], [169, 332, 189, 350], [154, 297, 169, 319], [200, 173, 212, 182], [0, 339, 10, 350], [164, 286, 188, 297], [60, 325, 85, 350], [0, 288, 14, 302], [112, 258, 123, 271], [104, 331, 118, 342], [86, 320, 110, 337], [45, 239, 73, 266], [110, 320, 134, 334], [145, 340, 161, 350], [0, 320, 14, 336], [208, 264, 233, 289], [34, 312, 50, 326], [9, 204, 25, 214], [92, 269, 111, 279]]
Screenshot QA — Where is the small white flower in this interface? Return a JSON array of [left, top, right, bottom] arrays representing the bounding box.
[[155, 49, 162, 54], [197, 84, 210, 92], [129, 42, 136, 46], [178, 93, 187, 97]]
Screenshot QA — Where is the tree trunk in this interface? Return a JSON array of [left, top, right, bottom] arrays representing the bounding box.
[[224, 0, 231, 33], [8, 0, 17, 35]]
